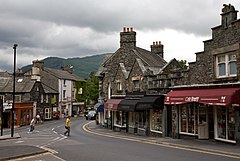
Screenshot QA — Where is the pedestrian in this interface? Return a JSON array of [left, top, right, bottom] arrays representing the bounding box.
[[36, 114, 40, 123], [64, 116, 71, 136], [29, 117, 36, 132]]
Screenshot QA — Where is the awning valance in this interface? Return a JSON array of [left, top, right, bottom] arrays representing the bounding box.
[[136, 95, 165, 110], [105, 99, 123, 111], [118, 99, 140, 112], [165, 87, 240, 107]]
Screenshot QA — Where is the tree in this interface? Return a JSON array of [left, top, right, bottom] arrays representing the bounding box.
[[177, 60, 188, 70], [85, 72, 99, 104]]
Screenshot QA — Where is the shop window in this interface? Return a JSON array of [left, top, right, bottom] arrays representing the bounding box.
[[179, 104, 198, 134], [114, 111, 126, 127], [151, 109, 163, 132], [115, 111, 121, 125], [129, 112, 137, 127], [216, 54, 236, 78], [138, 111, 147, 129], [216, 106, 235, 142]]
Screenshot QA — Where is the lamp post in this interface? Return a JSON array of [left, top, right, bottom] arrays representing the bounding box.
[[11, 44, 17, 137]]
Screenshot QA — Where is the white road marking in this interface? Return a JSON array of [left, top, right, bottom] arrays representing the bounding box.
[[15, 140, 24, 144]]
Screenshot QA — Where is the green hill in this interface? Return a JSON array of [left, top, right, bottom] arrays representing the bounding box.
[[22, 54, 110, 79]]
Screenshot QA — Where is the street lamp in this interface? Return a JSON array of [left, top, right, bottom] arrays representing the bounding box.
[[11, 44, 17, 137]]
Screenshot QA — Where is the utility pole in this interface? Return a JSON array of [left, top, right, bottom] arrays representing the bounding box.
[[0, 99, 3, 136], [11, 44, 17, 137]]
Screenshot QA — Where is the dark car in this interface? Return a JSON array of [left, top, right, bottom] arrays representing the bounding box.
[[86, 110, 96, 120]]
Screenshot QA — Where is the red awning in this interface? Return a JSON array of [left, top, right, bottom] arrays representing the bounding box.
[[165, 87, 240, 107], [105, 99, 123, 111]]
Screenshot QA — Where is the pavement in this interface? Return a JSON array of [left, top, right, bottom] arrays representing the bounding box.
[[85, 122, 240, 158], [1, 121, 240, 160], [0, 133, 47, 161]]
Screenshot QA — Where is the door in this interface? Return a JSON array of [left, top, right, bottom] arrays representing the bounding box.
[[198, 105, 208, 139], [45, 108, 52, 120]]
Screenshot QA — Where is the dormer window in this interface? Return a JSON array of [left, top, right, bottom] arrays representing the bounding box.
[[116, 81, 122, 91], [216, 53, 237, 78], [133, 80, 140, 89]]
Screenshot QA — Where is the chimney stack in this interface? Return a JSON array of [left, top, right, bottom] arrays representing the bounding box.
[[221, 4, 238, 28], [120, 27, 136, 48], [150, 41, 164, 58], [31, 60, 44, 81], [61, 64, 73, 74]]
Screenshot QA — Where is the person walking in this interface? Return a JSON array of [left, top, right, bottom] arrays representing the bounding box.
[[29, 117, 36, 132], [64, 116, 71, 136]]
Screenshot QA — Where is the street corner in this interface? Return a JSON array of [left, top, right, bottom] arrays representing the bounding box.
[[0, 145, 48, 161], [0, 133, 21, 140]]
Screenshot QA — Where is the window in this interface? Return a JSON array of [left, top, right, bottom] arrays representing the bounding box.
[[151, 109, 163, 132], [138, 111, 147, 129], [114, 111, 126, 127], [15, 95, 21, 102], [63, 80, 67, 87], [63, 90, 66, 99], [46, 95, 49, 103], [129, 112, 137, 127], [216, 106, 235, 142], [0, 95, 4, 102], [216, 54, 237, 78], [179, 104, 198, 135], [133, 80, 140, 89], [41, 94, 44, 103], [117, 81, 122, 91]]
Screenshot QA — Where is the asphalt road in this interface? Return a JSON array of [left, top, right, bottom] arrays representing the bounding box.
[[1, 117, 239, 161]]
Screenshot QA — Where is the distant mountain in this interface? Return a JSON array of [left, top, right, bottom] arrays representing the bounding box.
[[21, 54, 110, 79]]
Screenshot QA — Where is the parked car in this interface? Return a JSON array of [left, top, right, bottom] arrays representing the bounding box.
[[86, 110, 96, 120]]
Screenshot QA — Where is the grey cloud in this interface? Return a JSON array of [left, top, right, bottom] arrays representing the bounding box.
[[0, 0, 239, 71]]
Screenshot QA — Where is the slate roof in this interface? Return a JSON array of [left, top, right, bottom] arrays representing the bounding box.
[[102, 47, 167, 69], [133, 47, 167, 67], [0, 76, 35, 93], [42, 83, 58, 94], [0, 72, 11, 78], [44, 67, 80, 81]]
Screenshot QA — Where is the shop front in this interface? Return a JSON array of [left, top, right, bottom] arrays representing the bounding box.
[[165, 85, 240, 144], [118, 99, 139, 134], [104, 99, 123, 129], [15, 102, 34, 127], [136, 95, 165, 136]]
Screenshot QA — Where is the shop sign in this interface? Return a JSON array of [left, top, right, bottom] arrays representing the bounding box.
[[3, 102, 12, 110], [185, 96, 199, 102]]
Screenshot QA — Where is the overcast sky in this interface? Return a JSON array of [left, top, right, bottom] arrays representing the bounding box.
[[0, 0, 239, 72]]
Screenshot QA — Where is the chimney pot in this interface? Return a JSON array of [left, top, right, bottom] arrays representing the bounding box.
[[127, 28, 129, 32], [123, 27, 126, 32], [130, 27, 133, 32], [156, 41, 158, 45], [153, 42, 155, 45]]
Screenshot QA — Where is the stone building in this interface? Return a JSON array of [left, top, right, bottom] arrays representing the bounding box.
[[98, 27, 170, 135], [29, 60, 80, 119], [0, 73, 44, 127], [165, 4, 240, 144]]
